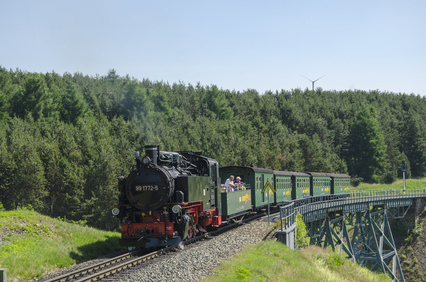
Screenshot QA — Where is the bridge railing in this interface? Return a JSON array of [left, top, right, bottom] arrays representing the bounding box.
[[280, 189, 426, 226], [292, 194, 349, 208], [295, 189, 426, 219], [348, 189, 426, 199], [279, 202, 295, 230]]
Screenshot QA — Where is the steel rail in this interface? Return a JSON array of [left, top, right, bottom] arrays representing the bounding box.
[[43, 251, 136, 282], [73, 248, 167, 282]]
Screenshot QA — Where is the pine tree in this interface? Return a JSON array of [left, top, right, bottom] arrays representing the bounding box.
[[401, 111, 426, 177], [347, 106, 386, 183]]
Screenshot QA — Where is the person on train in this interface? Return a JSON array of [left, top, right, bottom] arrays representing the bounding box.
[[235, 176, 242, 190], [224, 175, 236, 192], [235, 176, 246, 190]]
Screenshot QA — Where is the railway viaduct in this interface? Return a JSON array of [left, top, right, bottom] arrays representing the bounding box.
[[276, 189, 426, 282]]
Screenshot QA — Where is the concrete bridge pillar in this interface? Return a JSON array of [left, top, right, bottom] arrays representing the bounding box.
[[276, 224, 297, 250]]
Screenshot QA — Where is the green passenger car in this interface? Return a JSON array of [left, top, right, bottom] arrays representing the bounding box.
[[291, 172, 310, 200], [220, 189, 252, 218], [307, 172, 331, 196], [330, 173, 351, 194], [220, 166, 274, 210], [273, 170, 292, 203]]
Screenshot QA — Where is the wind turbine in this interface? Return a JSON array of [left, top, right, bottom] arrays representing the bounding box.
[[301, 74, 326, 91]]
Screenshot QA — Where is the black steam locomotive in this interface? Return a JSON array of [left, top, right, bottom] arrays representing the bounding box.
[[112, 145, 222, 248]]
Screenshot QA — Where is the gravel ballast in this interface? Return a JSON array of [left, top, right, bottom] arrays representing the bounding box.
[[116, 220, 271, 282], [36, 219, 273, 282]]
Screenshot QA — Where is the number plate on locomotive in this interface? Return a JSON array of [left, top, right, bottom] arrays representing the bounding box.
[[135, 185, 159, 191]]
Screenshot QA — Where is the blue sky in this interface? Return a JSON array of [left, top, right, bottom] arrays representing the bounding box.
[[1, 1, 425, 96]]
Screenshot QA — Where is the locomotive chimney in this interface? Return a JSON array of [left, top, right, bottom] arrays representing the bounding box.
[[145, 145, 158, 164]]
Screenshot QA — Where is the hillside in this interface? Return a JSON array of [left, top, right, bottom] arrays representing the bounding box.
[[0, 209, 124, 281], [392, 204, 426, 281], [351, 179, 426, 280]]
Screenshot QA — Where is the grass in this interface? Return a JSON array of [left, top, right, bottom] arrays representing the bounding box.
[[203, 241, 391, 282], [0, 208, 125, 281], [352, 177, 426, 191]]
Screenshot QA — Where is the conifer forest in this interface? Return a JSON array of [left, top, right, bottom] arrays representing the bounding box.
[[0, 67, 425, 230]]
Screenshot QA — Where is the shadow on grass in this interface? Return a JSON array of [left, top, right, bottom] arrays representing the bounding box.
[[69, 236, 125, 263]]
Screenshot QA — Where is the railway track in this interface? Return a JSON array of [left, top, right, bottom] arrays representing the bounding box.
[[43, 248, 166, 282], [43, 236, 212, 281], [43, 212, 267, 281]]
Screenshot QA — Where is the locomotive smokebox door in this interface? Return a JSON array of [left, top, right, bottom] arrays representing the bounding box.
[[126, 167, 174, 211]]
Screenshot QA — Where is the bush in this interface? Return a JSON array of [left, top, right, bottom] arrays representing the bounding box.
[[351, 176, 363, 187], [295, 214, 310, 249], [382, 170, 397, 184], [235, 267, 252, 281], [326, 253, 345, 267]]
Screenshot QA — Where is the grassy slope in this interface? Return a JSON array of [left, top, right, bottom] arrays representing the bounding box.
[[352, 177, 426, 191], [0, 209, 124, 281], [203, 241, 390, 282]]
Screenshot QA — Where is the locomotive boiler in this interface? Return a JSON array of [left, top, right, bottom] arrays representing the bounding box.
[[113, 145, 222, 248]]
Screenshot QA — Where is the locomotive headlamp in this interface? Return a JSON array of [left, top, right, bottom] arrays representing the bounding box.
[[112, 207, 120, 216], [141, 156, 151, 166], [172, 205, 182, 214]]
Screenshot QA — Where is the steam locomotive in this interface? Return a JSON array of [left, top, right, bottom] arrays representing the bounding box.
[[112, 145, 350, 249], [112, 145, 221, 248]]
